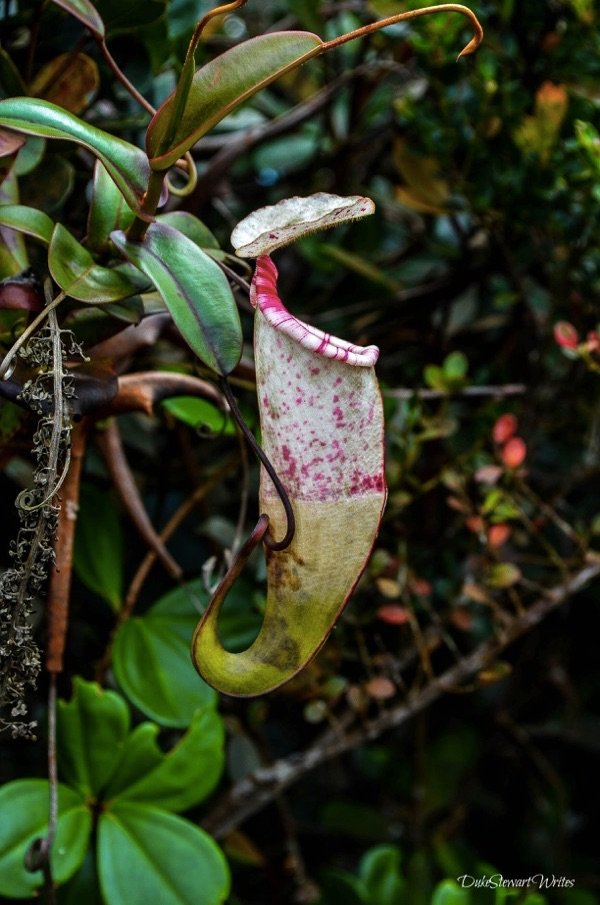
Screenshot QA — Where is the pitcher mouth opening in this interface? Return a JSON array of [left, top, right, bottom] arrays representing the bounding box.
[[251, 256, 379, 368]]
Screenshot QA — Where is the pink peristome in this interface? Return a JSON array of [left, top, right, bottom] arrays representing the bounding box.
[[253, 255, 385, 505], [251, 256, 379, 367]]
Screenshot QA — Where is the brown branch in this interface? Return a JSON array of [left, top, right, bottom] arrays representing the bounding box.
[[98, 370, 226, 417], [203, 558, 600, 838], [95, 420, 183, 580], [46, 421, 89, 674], [121, 454, 239, 619]]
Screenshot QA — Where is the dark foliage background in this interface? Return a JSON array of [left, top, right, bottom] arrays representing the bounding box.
[[1, 1, 599, 903]]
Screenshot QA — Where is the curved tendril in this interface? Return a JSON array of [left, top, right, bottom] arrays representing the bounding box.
[[322, 3, 483, 61], [219, 377, 296, 551], [189, 0, 249, 56], [203, 512, 270, 619], [166, 152, 198, 197], [0, 292, 65, 381]]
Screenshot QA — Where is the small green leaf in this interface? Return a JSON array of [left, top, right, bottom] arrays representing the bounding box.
[[0, 203, 54, 243], [73, 483, 124, 609], [106, 707, 225, 812], [57, 677, 130, 798], [111, 579, 215, 726], [359, 844, 407, 905], [431, 880, 471, 905], [49, 223, 140, 303], [51, 0, 105, 37], [87, 161, 134, 253], [98, 803, 230, 905], [146, 32, 323, 169], [443, 351, 468, 381], [0, 98, 151, 214], [487, 563, 522, 588], [0, 780, 91, 898], [162, 396, 234, 435], [111, 223, 242, 375], [424, 364, 447, 391]]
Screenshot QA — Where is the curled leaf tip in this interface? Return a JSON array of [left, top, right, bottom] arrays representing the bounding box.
[[231, 192, 375, 258]]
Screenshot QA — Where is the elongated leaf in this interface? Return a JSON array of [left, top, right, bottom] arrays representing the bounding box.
[[193, 255, 386, 695], [57, 677, 130, 797], [0, 780, 91, 898], [0, 98, 150, 214], [111, 223, 242, 375], [146, 32, 323, 169], [87, 160, 134, 253], [0, 203, 54, 243], [73, 483, 124, 608], [157, 211, 220, 251], [105, 707, 224, 812], [51, 0, 105, 36], [98, 804, 230, 905], [49, 223, 140, 302], [0, 166, 27, 275]]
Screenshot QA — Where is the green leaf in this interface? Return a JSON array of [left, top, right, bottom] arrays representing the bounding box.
[[57, 677, 130, 798], [112, 580, 216, 727], [146, 32, 323, 169], [162, 396, 234, 435], [14, 136, 46, 176], [73, 483, 124, 610], [156, 211, 220, 250], [111, 223, 242, 375], [431, 880, 471, 905], [94, 0, 166, 33], [359, 844, 407, 905], [0, 166, 28, 275], [87, 161, 134, 253], [318, 869, 368, 905], [443, 351, 468, 381], [0, 203, 54, 243], [0, 780, 91, 898], [98, 803, 230, 905], [0, 98, 151, 214], [106, 706, 225, 811], [49, 223, 140, 303], [52, 0, 105, 37]]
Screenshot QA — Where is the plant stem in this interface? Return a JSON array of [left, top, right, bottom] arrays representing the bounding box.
[[125, 169, 166, 242]]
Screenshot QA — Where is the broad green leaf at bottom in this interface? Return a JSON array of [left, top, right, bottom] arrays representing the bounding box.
[[98, 803, 230, 905]]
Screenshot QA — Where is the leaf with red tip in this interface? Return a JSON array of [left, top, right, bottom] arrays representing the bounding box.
[[146, 32, 323, 170], [51, 0, 105, 37], [193, 255, 386, 695]]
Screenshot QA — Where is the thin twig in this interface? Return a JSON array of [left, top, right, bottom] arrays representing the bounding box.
[[95, 420, 183, 580], [203, 558, 600, 838], [384, 384, 527, 401]]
